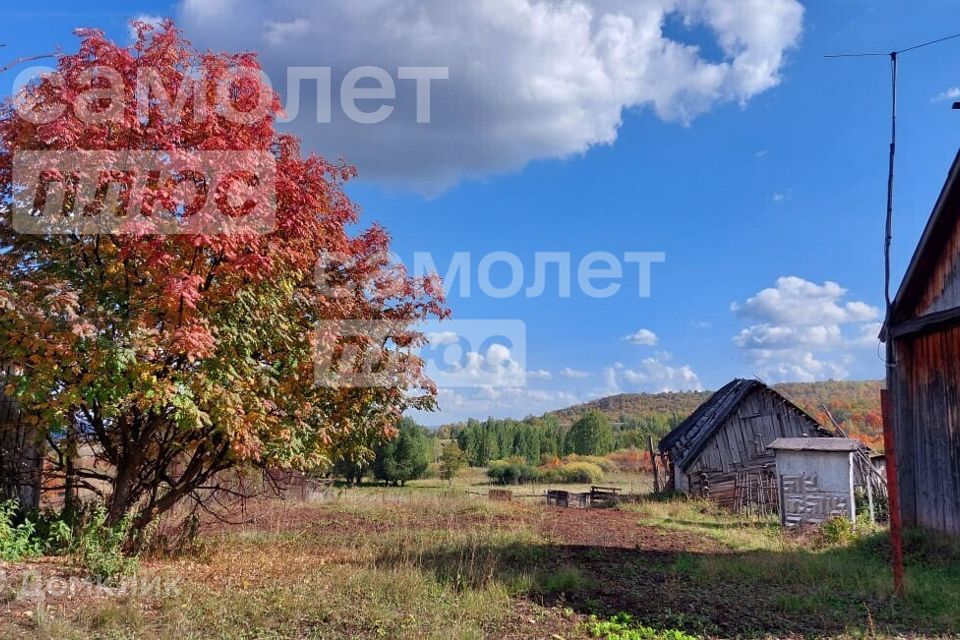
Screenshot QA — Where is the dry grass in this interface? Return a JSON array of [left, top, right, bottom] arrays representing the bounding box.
[[3, 484, 960, 639], [2, 491, 580, 640]]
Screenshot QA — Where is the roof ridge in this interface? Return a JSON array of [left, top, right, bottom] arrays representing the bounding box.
[[659, 378, 825, 472]]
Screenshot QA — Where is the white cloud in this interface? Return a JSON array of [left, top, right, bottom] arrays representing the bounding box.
[[426, 330, 461, 346], [431, 342, 525, 387], [755, 149, 768, 158], [732, 276, 882, 381], [411, 385, 580, 424], [853, 321, 884, 348], [558, 367, 591, 379], [262, 18, 310, 45], [467, 346, 523, 384], [526, 369, 552, 380], [176, 0, 804, 193], [128, 14, 164, 40], [932, 86, 960, 103], [731, 276, 879, 327], [772, 192, 786, 203], [622, 328, 658, 346], [733, 324, 841, 350], [602, 352, 702, 394]]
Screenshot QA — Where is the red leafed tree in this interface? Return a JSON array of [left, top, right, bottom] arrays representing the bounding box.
[[0, 22, 446, 528]]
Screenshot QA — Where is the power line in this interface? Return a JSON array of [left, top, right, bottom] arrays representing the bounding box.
[[825, 31, 960, 365], [824, 30, 960, 58], [899, 31, 960, 54]]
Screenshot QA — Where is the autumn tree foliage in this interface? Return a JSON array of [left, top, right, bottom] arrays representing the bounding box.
[[0, 23, 446, 528]]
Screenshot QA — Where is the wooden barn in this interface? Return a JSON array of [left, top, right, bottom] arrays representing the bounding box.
[[0, 361, 43, 509], [884, 147, 960, 536], [659, 378, 831, 510]]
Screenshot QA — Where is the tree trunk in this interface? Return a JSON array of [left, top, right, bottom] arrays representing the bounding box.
[[63, 418, 79, 521]]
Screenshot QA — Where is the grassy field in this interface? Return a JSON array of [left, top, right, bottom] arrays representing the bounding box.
[[1, 471, 959, 639]]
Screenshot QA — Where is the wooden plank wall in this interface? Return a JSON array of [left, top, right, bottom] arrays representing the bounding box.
[[0, 362, 43, 509], [686, 388, 822, 484], [894, 326, 960, 535], [915, 205, 960, 317]]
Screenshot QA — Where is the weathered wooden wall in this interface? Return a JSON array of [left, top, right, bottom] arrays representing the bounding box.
[[774, 450, 856, 526], [892, 326, 960, 535], [0, 362, 43, 509], [885, 146, 960, 537], [914, 199, 960, 317], [685, 388, 823, 506]]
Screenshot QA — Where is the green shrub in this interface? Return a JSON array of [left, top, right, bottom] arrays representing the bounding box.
[[587, 613, 698, 640], [539, 565, 587, 594], [0, 499, 138, 583], [72, 506, 138, 585], [570, 454, 617, 474], [542, 461, 604, 484], [487, 458, 605, 485], [34, 511, 73, 554], [817, 516, 856, 546], [487, 458, 542, 485], [0, 500, 42, 561], [859, 527, 960, 568]]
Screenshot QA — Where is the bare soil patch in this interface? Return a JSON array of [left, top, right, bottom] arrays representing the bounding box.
[[534, 505, 723, 554]]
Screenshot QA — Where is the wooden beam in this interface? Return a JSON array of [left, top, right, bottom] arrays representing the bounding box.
[[648, 435, 661, 494], [887, 306, 960, 340]]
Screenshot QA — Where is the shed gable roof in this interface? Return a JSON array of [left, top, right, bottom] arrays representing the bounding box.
[[658, 378, 827, 472]]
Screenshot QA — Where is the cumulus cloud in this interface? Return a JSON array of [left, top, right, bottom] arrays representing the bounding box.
[[732, 276, 882, 381], [731, 277, 879, 327], [526, 369, 552, 380], [410, 385, 580, 424], [622, 328, 659, 346], [129, 14, 164, 39], [175, 0, 804, 193], [932, 86, 960, 103], [429, 341, 525, 387], [558, 367, 591, 379], [426, 330, 461, 346], [602, 352, 701, 394]]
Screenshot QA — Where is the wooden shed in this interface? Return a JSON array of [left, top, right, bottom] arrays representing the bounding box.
[[769, 437, 861, 527], [0, 362, 43, 509], [659, 379, 831, 510], [884, 147, 960, 536]]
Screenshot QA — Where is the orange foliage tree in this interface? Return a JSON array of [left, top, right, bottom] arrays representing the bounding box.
[[0, 23, 446, 527]]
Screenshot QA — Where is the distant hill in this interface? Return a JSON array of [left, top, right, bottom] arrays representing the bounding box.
[[547, 379, 885, 447], [549, 390, 712, 425]]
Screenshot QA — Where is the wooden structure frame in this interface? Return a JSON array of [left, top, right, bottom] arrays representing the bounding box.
[[659, 379, 831, 511], [883, 147, 960, 535]]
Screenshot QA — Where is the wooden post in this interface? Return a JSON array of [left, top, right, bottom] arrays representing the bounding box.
[[647, 436, 661, 494], [881, 389, 905, 596]]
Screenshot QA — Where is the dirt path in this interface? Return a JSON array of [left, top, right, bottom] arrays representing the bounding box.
[[533, 505, 723, 554]]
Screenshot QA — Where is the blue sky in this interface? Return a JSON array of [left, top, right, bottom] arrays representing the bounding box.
[[4, 1, 960, 424]]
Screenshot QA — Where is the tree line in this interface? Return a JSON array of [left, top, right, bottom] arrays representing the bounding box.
[[444, 411, 678, 467], [333, 418, 465, 486]]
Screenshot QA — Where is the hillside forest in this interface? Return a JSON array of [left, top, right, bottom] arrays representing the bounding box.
[[433, 379, 884, 468]]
